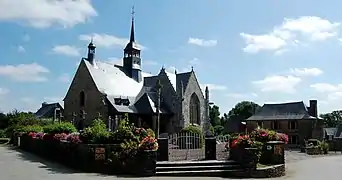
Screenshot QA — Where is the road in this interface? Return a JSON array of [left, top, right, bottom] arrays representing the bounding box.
[[0, 145, 341, 180]]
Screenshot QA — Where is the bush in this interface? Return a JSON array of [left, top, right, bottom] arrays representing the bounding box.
[[146, 128, 155, 138], [80, 119, 109, 144], [0, 129, 6, 138], [20, 125, 43, 134], [43, 122, 77, 134], [179, 125, 204, 149]]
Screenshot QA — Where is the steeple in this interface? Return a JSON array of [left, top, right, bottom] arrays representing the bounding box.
[[87, 37, 96, 65], [123, 6, 142, 82], [130, 7, 135, 43]]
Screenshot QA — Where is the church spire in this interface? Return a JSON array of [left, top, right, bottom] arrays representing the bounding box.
[[130, 6, 135, 42]]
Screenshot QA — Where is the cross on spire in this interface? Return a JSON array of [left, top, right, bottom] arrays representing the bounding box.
[[129, 6, 135, 42], [131, 6, 135, 21]]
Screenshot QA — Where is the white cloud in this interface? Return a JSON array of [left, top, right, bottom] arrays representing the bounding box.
[[79, 33, 145, 49], [188, 37, 217, 47], [0, 88, 9, 95], [0, 63, 49, 82], [52, 45, 80, 57], [310, 83, 342, 93], [240, 16, 340, 54], [289, 68, 323, 77], [0, 0, 97, 28], [253, 75, 301, 93], [17, 45, 25, 53], [189, 58, 200, 65], [201, 84, 227, 91], [57, 73, 70, 83]]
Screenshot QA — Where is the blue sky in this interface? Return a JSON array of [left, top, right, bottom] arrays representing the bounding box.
[[0, 0, 341, 114]]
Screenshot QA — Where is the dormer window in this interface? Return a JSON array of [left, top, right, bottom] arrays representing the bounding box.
[[79, 91, 85, 107]]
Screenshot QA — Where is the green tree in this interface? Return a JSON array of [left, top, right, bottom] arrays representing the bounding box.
[[209, 105, 221, 126], [320, 110, 342, 128], [227, 101, 261, 121]]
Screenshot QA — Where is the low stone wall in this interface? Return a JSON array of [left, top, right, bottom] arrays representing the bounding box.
[[16, 135, 157, 176], [231, 164, 285, 178]]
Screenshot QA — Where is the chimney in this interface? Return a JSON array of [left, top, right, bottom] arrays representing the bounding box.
[[309, 100, 318, 117]]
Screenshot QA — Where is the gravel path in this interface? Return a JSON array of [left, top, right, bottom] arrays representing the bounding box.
[[0, 145, 341, 180]]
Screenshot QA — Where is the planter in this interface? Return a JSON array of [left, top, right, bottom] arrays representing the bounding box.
[[239, 148, 258, 169], [132, 150, 157, 176]]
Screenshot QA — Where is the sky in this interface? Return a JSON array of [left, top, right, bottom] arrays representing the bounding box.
[[0, 0, 341, 115]]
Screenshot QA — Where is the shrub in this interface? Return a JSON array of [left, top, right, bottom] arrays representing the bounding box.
[[180, 124, 202, 134], [0, 129, 6, 138], [21, 125, 43, 134], [146, 128, 155, 138], [111, 119, 136, 143], [43, 122, 77, 134], [80, 119, 109, 144]]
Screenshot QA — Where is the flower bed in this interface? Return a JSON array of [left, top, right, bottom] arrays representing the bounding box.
[[15, 119, 158, 176]]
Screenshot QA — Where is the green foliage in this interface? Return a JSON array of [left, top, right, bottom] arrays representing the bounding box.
[[320, 110, 342, 128], [43, 122, 76, 134], [111, 118, 136, 142], [180, 124, 202, 134], [227, 101, 261, 121], [213, 125, 224, 135], [20, 125, 43, 134], [146, 128, 155, 138], [81, 119, 109, 144], [209, 105, 221, 126], [320, 141, 329, 152], [0, 129, 6, 138]]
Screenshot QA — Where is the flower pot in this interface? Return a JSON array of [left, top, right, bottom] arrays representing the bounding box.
[[133, 150, 157, 176]]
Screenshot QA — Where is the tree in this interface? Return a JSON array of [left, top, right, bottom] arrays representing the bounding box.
[[209, 105, 221, 126], [227, 101, 261, 121], [320, 110, 342, 128]]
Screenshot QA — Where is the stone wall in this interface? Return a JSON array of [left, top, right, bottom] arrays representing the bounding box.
[[64, 60, 108, 126]]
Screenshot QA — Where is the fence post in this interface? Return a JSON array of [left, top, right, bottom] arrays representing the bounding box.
[[157, 138, 169, 161], [205, 135, 216, 160]]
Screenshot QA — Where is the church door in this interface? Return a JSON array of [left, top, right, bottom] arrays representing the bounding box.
[[189, 93, 200, 125]]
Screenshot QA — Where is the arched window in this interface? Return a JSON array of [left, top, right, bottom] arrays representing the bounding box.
[[79, 91, 85, 107], [189, 93, 201, 125]]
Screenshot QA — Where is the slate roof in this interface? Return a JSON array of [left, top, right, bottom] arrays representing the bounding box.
[[84, 60, 152, 97], [246, 101, 318, 121], [35, 102, 63, 118], [84, 60, 178, 114]]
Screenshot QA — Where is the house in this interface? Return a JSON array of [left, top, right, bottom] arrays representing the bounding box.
[[35, 102, 64, 120], [63, 11, 210, 135], [246, 100, 323, 147]]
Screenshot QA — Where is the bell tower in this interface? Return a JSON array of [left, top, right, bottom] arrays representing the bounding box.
[[123, 6, 142, 82]]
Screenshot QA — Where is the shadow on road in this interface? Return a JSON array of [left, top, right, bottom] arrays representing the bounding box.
[[12, 146, 83, 174]]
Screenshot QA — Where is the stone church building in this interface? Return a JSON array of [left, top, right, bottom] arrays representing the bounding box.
[[63, 14, 210, 135]]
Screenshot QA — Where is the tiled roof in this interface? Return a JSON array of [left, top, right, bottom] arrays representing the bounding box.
[[247, 101, 317, 121], [84, 60, 152, 97]]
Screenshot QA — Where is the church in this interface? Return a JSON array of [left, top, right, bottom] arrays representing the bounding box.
[[63, 12, 210, 135]]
